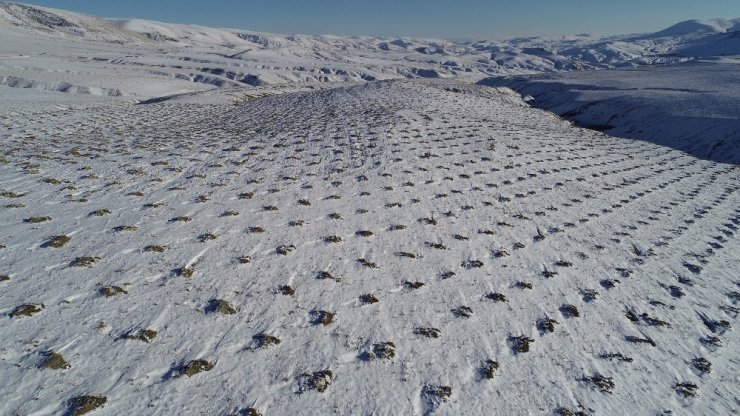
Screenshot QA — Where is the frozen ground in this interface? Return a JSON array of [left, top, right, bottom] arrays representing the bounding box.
[[1, 80, 738, 416], [1, 2, 739, 416], [479, 60, 740, 164]]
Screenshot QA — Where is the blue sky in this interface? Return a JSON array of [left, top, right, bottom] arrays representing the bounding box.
[[26, 0, 740, 38]]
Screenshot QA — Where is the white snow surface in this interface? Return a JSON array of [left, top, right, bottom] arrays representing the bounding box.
[[2, 78, 739, 416], [1, 2, 739, 98], [479, 61, 740, 164], [1, 2, 739, 416], [646, 18, 740, 38]]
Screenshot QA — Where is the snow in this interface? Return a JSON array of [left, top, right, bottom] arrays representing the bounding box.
[[478, 61, 740, 164], [646, 18, 740, 39], [673, 31, 740, 57], [1, 2, 739, 416], [2, 2, 739, 96], [2, 77, 738, 416]]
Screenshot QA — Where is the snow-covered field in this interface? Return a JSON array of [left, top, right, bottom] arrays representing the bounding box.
[[1, 2, 739, 416]]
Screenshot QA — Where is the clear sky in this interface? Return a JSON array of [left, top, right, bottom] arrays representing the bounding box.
[[23, 0, 740, 39]]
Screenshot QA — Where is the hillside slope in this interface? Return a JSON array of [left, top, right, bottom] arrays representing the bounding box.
[[1, 2, 739, 95], [479, 62, 740, 164], [1, 80, 738, 415]]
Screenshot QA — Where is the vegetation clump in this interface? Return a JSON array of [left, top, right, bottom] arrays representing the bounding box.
[[170, 216, 192, 222], [486, 292, 507, 302], [422, 385, 452, 402], [127, 329, 157, 343], [279, 285, 295, 296], [537, 317, 558, 333], [462, 259, 484, 269], [24, 216, 52, 224], [404, 281, 425, 289], [69, 395, 107, 416], [180, 359, 214, 377], [481, 359, 499, 379], [41, 351, 71, 369], [560, 304, 580, 318], [207, 299, 237, 315], [514, 281, 532, 289], [581, 374, 615, 393], [310, 310, 335, 326], [44, 235, 70, 248], [199, 233, 218, 242], [674, 382, 699, 397], [371, 342, 396, 360], [509, 335, 534, 353], [599, 353, 633, 362], [414, 327, 441, 338], [359, 294, 379, 304], [253, 333, 281, 349], [317, 271, 338, 281], [276, 244, 296, 255], [10, 303, 44, 317], [323, 235, 342, 243], [71, 256, 99, 267], [101, 286, 127, 297], [452, 306, 473, 318], [692, 357, 711, 374], [298, 369, 333, 393], [357, 258, 378, 268], [144, 245, 166, 252]]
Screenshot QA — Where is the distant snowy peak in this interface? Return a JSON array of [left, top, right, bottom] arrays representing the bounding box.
[[0, 2, 151, 42], [112, 18, 248, 47], [0, 2, 75, 29], [645, 18, 740, 38]]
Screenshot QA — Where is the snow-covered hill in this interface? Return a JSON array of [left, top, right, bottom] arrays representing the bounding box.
[[645, 18, 740, 38], [1, 2, 738, 96], [0, 2, 152, 42], [1, 79, 738, 416], [1, 2, 739, 416]]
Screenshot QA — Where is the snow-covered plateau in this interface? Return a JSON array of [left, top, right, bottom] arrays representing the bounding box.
[[0, 2, 738, 416]]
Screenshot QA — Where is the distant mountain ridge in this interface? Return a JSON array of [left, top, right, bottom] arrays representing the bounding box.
[[1, 1, 738, 88], [647, 18, 740, 38], [0, 2, 152, 42]]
